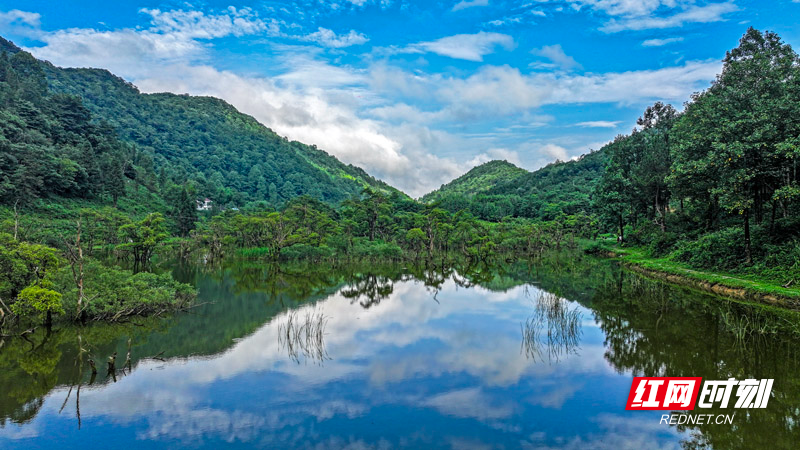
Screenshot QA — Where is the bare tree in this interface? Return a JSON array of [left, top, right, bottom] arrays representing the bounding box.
[[63, 219, 86, 320]]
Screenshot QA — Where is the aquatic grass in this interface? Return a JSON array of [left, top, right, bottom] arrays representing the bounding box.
[[236, 247, 271, 258], [521, 291, 582, 363], [278, 307, 330, 364]]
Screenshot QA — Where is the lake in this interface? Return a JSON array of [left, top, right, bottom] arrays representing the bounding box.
[[1, 253, 799, 449]]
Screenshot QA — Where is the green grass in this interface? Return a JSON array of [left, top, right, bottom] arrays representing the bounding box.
[[583, 238, 800, 303]]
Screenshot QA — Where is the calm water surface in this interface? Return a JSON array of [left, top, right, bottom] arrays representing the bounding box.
[[1, 254, 799, 449]]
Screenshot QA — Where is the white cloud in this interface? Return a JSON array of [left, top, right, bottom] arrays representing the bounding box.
[[301, 27, 369, 48], [642, 37, 684, 46], [452, 0, 490, 11], [423, 387, 515, 420], [405, 31, 514, 62], [467, 148, 523, 167], [0, 9, 40, 28], [531, 44, 582, 71], [600, 2, 739, 32], [436, 60, 720, 116], [575, 120, 621, 128], [534, 1, 739, 32], [567, 0, 679, 17], [541, 143, 569, 160], [141, 7, 273, 39]]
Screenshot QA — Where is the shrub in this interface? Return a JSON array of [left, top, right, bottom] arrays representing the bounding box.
[[672, 227, 746, 270], [280, 244, 334, 260], [647, 231, 680, 257], [56, 261, 196, 321], [351, 239, 403, 259]]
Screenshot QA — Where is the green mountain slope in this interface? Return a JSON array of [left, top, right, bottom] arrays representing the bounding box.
[[487, 149, 607, 214], [0, 37, 401, 207], [422, 160, 527, 203], [423, 150, 606, 221]]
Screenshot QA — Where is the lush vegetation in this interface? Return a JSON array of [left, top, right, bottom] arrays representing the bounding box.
[[592, 28, 800, 290], [3, 27, 800, 336], [0, 41, 195, 334], [35, 45, 400, 208], [424, 150, 606, 222], [421, 160, 528, 203], [192, 191, 593, 263]]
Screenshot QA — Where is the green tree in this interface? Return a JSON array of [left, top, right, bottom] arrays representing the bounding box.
[[117, 213, 168, 267]]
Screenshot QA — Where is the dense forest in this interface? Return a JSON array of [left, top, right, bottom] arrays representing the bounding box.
[[1, 28, 800, 334], [592, 28, 800, 284], [0, 37, 398, 209]]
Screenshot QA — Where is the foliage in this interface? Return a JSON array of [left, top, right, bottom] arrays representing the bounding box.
[[591, 28, 800, 284], [422, 160, 527, 203], [54, 260, 195, 321], [0, 233, 60, 301], [10, 284, 63, 322], [117, 213, 168, 265]]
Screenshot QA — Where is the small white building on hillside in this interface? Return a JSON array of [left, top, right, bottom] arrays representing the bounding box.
[[197, 198, 213, 211]]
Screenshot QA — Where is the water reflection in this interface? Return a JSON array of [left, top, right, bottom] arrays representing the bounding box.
[[340, 273, 395, 309], [521, 291, 582, 363], [277, 307, 330, 364], [1, 254, 799, 449]]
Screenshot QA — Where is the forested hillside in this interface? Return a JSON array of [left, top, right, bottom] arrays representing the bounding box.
[[422, 160, 527, 203], [425, 150, 606, 222], [0, 36, 398, 209]]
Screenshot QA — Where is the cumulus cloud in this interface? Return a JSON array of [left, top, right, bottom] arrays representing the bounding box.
[[531, 44, 582, 71], [0, 9, 40, 28], [405, 31, 515, 62], [432, 60, 719, 117], [301, 27, 369, 48], [541, 143, 569, 160]]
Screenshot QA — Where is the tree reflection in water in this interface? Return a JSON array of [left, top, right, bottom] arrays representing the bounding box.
[[340, 274, 395, 309], [521, 290, 582, 363]]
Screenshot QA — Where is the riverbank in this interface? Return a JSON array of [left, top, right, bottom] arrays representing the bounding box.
[[583, 239, 800, 309]]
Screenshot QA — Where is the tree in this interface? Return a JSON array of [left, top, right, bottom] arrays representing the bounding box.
[[167, 183, 198, 237], [670, 28, 800, 263], [11, 284, 62, 329], [117, 213, 168, 267]]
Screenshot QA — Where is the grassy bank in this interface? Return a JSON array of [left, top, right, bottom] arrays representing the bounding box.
[[583, 239, 800, 309]]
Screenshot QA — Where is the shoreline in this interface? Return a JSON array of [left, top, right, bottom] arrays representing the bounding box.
[[585, 240, 800, 310]]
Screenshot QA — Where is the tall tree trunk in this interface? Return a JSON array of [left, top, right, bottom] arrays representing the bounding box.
[[744, 209, 752, 265], [769, 200, 776, 236]]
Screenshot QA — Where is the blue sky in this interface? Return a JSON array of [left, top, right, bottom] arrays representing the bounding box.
[[1, 1, 799, 196]]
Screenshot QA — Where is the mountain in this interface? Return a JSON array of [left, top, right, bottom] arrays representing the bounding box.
[[422, 160, 527, 203], [423, 150, 607, 221], [0, 36, 402, 208], [487, 149, 607, 211]]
